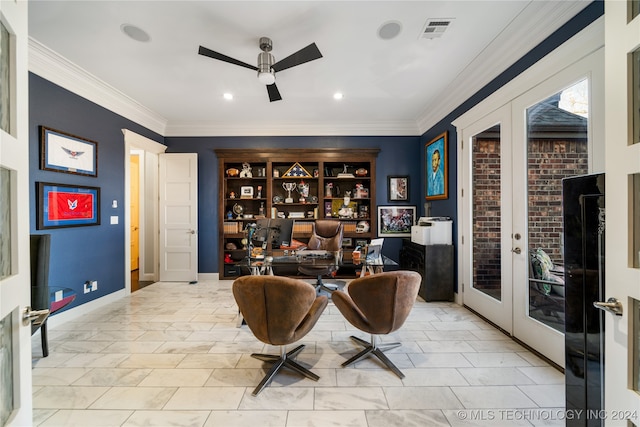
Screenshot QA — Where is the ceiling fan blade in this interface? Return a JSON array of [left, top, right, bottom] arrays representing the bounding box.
[[272, 43, 322, 73], [198, 46, 258, 71], [266, 83, 282, 102]]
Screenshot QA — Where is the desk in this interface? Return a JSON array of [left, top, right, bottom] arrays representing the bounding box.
[[236, 252, 397, 327], [50, 286, 77, 314], [245, 252, 397, 277]]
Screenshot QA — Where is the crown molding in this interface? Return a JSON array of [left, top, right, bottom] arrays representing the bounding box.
[[28, 37, 168, 135], [416, 1, 593, 134], [28, 37, 419, 138], [163, 120, 420, 137]]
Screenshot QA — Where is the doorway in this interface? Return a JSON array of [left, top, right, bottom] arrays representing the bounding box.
[[123, 129, 166, 293], [457, 47, 603, 366]]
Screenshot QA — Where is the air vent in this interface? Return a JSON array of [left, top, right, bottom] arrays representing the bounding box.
[[420, 18, 453, 39]]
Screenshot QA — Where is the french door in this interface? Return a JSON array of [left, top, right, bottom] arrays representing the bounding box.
[[459, 49, 603, 366]]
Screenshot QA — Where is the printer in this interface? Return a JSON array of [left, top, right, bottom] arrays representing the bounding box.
[[411, 217, 452, 245]]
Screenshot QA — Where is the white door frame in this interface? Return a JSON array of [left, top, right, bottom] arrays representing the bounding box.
[[603, 0, 640, 421], [0, 1, 33, 424], [123, 129, 166, 292]]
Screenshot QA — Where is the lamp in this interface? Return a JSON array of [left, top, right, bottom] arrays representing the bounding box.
[[258, 49, 276, 85]]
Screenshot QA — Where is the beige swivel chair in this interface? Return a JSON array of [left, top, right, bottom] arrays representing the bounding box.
[[331, 270, 421, 378], [232, 275, 328, 395], [298, 220, 343, 293]]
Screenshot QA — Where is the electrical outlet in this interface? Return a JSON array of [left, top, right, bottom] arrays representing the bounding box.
[[90, 280, 98, 291], [83, 281, 91, 294]]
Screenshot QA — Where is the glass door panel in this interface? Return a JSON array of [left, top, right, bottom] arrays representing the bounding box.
[[472, 124, 502, 301], [525, 79, 589, 333]]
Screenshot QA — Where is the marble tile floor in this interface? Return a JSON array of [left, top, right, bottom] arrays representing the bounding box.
[[32, 279, 565, 427]]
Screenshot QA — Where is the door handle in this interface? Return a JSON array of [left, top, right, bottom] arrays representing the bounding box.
[[189, 230, 196, 234], [22, 306, 50, 326], [593, 298, 623, 316], [512, 247, 521, 254]]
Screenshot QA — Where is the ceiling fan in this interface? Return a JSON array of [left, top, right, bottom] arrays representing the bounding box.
[[198, 37, 323, 102]]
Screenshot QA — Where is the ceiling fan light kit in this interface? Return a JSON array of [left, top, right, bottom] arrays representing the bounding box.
[[198, 36, 322, 102]]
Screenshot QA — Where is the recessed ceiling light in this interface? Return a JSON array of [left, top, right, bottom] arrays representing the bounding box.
[[120, 24, 150, 42], [223, 93, 234, 100], [378, 21, 402, 40], [333, 92, 344, 100]]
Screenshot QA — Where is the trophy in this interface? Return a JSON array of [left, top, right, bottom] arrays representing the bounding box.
[[282, 182, 296, 203], [297, 180, 309, 202]]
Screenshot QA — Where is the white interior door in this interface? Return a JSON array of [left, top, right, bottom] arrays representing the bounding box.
[[0, 2, 33, 425], [460, 105, 514, 333], [603, 1, 640, 420], [159, 153, 198, 282]]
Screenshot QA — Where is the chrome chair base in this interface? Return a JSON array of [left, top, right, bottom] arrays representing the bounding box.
[[250, 344, 319, 396], [342, 335, 404, 378]]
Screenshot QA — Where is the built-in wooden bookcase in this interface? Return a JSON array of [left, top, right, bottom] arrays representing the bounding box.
[[215, 148, 379, 279]]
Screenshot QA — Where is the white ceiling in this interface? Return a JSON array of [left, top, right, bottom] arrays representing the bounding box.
[[27, 1, 591, 137]]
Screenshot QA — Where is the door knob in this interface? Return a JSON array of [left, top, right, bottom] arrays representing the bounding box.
[[593, 298, 623, 316], [512, 247, 521, 254], [22, 306, 50, 326]]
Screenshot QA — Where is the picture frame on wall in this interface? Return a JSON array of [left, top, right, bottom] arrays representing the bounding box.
[[377, 205, 416, 237], [425, 131, 448, 200], [37, 182, 101, 229], [388, 175, 409, 202], [40, 126, 98, 177]]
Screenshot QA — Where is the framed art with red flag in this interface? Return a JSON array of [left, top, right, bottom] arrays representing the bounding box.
[[37, 182, 100, 229]]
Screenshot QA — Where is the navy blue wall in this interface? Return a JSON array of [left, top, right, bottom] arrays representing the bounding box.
[[29, 73, 164, 311], [164, 136, 421, 273]]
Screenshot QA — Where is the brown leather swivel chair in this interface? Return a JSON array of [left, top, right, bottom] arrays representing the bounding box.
[[298, 220, 343, 293], [232, 275, 328, 396], [332, 270, 421, 378]]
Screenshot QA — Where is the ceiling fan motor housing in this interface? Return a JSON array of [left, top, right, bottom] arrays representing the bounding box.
[[257, 50, 276, 84]]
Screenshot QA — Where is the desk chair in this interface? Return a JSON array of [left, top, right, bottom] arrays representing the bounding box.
[[298, 220, 343, 293], [232, 275, 328, 395], [332, 270, 421, 378]]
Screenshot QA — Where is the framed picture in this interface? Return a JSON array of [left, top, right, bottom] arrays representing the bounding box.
[[40, 126, 98, 177], [240, 186, 254, 198], [354, 239, 368, 248], [37, 182, 100, 229], [342, 237, 353, 248], [425, 131, 448, 200], [388, 175, 409, 202], [377, 206, 416, 237]]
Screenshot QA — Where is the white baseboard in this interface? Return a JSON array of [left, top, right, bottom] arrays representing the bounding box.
[[44, 289, 127, 331]]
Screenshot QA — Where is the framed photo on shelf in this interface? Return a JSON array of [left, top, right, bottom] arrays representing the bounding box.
[[40, 126, 98, 177], [37, 182, 100, 229], [388, 175, 409, 202], [425, 131, 448, 200], [240, 186, 254, 198], [377, 206, 416, 237], [354, 239, 368, 248], [342, 237, 353, 248]]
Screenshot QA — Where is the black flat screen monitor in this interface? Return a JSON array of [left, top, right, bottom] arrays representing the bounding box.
[[254, 218, 294, 248]]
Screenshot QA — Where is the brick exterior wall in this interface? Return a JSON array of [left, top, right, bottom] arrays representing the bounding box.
[[473, 137, 588, 291]]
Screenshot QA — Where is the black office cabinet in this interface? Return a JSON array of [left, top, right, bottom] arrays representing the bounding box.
[[562, 173, 605, 427], [400, 239, 454, 301]]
